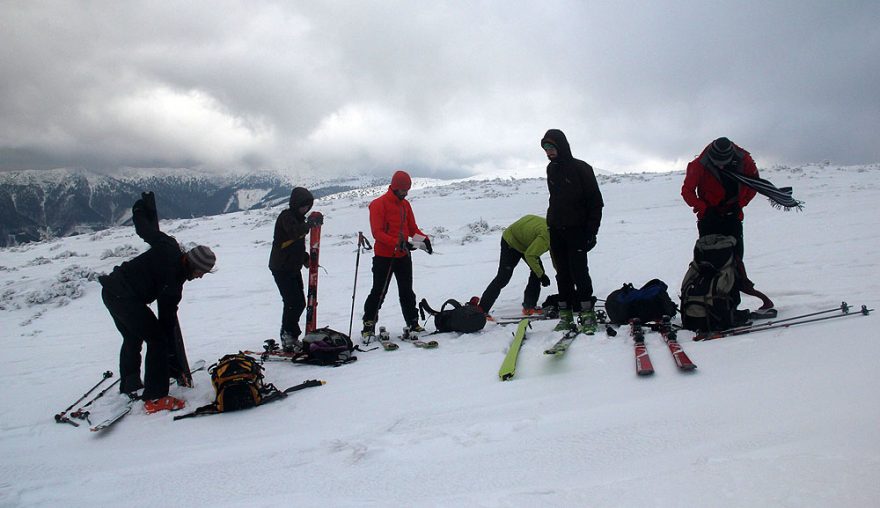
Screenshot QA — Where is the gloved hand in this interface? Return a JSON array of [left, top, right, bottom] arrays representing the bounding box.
[[539, 274, 551, 287], [397, 240, 416, 252], [132, 191, 158, 222], [423, 237, 433, 254], [302, 251, 310, 268], [585, 235, 597, 252], [305, 214, 323, 228]]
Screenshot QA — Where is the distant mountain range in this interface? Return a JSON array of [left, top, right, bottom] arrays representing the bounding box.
[[0, 169, 379, 247]]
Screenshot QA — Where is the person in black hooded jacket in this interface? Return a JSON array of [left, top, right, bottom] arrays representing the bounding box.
[[269, 187, 322, 352], [99, 192, 216, 413], [541, 129, 604, 331]]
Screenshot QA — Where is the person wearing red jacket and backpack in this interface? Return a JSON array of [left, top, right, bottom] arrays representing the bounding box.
[[681, 137, 774, 313], [361, 170, 433, 338]]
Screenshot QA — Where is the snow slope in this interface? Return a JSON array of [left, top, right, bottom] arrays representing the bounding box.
[[1, 164, 878, 507]]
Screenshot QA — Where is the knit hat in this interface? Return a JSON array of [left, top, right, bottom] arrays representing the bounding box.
[[186, 245, 216, 273], [708, 137, 734, 167], [390, 170, 412, 191]]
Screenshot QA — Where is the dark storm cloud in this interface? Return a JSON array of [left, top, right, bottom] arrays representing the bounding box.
[[1, 1, 878, 177]]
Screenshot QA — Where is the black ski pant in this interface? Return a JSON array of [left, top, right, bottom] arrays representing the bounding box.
[[362, 255, 418, 325], [549, 226, 594, 312], [479, 238, 542, 313], [272, 269, 306, 339], [102, 288, 169, 400]]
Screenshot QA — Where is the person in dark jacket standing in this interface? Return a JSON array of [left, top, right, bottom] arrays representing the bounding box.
[[681, 137, 774, 313], [99, 192, 216, 414], [269, 187, 322, 352], [361, 170, 433, 338], [541, 129, 604, 332]]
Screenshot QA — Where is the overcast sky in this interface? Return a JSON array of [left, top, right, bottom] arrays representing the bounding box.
[[2, 1, 878, 178]]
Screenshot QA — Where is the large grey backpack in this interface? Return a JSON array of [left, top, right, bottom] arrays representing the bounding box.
[[680, 234, 741, 332]]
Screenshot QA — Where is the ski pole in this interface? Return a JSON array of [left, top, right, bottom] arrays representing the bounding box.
[[348, 232, 372, 339], [697, 304, 872, 341], [55, 370, 113, 426], [696, 301, 853, 340]]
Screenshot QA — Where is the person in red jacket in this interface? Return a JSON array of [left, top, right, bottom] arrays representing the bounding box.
[[681, 137, 774, 312], [361, 171, 433, 337]]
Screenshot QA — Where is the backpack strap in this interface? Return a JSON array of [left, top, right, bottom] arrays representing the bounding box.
[[419, 298, 440, 320], [440, 299, 463, 313]]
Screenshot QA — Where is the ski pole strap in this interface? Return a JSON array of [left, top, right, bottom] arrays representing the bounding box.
[[358, 232, 372, 250]]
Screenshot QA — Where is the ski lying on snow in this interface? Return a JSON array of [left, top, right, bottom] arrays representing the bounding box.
[[397, 326, 438, 349], [89, 360, 206, 432], [544, 323, 580, 356], [630, 319, 654, 376], [499, 319, 530, 381], [656, 316, 696, 371]]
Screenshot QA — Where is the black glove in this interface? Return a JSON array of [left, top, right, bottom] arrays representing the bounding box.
[[539, 274, 551, 287], [396, 240, 416, 252], [305, 214, 323, 228], [423, 237, 433, 254], [302, 251, 310, 268], [585, 235, 597, 252], [132, 192, 158, 222]]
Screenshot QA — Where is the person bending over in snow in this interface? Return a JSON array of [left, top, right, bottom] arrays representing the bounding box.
[[269, 187, 323, 352], [361, 170, 433, 338], [541, 129, 604, 332], [681, 136, 775, 315], [474, 214, 552, 319], [98, 192, 216, 414]]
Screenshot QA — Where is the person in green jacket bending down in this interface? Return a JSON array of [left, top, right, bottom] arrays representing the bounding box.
[[475, 215, 552, 319]]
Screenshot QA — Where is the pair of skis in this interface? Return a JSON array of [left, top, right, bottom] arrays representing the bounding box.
[[629, 317, 697, 375]]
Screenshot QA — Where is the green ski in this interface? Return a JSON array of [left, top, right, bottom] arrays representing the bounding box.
[[498, 319, 530, 381]]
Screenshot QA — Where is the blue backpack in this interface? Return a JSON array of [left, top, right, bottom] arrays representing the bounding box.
[[605, 279, 678, 324]]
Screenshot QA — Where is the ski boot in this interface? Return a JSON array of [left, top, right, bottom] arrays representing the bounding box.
[[144, 395, 185, 414], [280, 331, 302, 353], [361, 320, 376, 344], [554, 307, 574, 331], [578, 300, 598, 335]]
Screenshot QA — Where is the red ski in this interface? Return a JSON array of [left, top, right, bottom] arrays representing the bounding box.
[[630, 319, 654, 376], [305, 211, 323, 334], [658, 316, 696, 371]]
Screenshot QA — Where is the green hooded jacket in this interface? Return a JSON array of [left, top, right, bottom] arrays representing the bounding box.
[[501, 215, 550, 278]]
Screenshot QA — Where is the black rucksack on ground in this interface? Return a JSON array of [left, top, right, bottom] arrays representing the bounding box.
[[419, 298, 486, 333], [605, 279, 678, 324], [680, 234, 743, 332], [300, 328, 356, 366]]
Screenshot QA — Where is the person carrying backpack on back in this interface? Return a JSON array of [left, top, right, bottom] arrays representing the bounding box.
[[269, 187, 323, 353], [474, 214, 552, 319], [541, 129, 604, 332], [681, 137, 775, 314], [98, 192, 216, 414], [361, 170, 433, 338]]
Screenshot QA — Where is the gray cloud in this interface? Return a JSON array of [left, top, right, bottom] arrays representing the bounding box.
[[2, 1, 878, 177]]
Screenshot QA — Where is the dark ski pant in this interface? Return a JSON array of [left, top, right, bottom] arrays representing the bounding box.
[[549, 226, 594, 311], [272, 269, 306, 339], [102, 288, 169, 400], [479, 238, 542, 313], [697, 213, 744, 260], [363, 255, 418, 325]]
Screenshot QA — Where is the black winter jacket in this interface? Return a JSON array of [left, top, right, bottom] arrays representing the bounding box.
[[542, 129, 604, 236], [268, 187, 314, 272]]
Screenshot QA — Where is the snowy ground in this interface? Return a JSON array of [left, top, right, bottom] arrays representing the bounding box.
[[1, 163, 879, 507]]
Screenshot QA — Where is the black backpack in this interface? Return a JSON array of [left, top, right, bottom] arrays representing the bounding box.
[[419, 298, 487, 333], [605, 279, 678, 324], [300, 328, 356, 366], [680, 234, 742, 332]]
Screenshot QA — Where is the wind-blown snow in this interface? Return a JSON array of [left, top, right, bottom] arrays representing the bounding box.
[[1, 164, 878, 507]]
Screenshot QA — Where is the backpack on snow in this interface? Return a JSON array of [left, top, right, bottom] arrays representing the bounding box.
[[206, 353, 278, 412], [679, 234, 743, 332], [300, 327, 356, 366], [604, 279, 677, 324], [419, 298, 487, 333]]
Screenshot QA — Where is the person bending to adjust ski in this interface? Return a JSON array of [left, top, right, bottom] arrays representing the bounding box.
[[541, 129, 604, 333], [361, 170, 433, 338], [99, 192, 216, 414], [269, 187, 323, 352], [475, 214, 552, 319], [681, 137, 775, 315]]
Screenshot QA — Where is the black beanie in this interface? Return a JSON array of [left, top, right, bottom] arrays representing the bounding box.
[[708, 137, 734, 167]]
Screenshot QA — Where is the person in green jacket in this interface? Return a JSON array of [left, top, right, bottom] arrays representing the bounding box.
[[475, 215, 552, 317]]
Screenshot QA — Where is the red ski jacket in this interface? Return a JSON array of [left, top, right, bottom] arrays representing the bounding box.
[[681, 142, 759, 220], [369, 189, 428, 258]]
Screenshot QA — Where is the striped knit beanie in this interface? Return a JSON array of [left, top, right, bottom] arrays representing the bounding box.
[[708, 137, 734, 167], [186, 245, 216, 273]]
